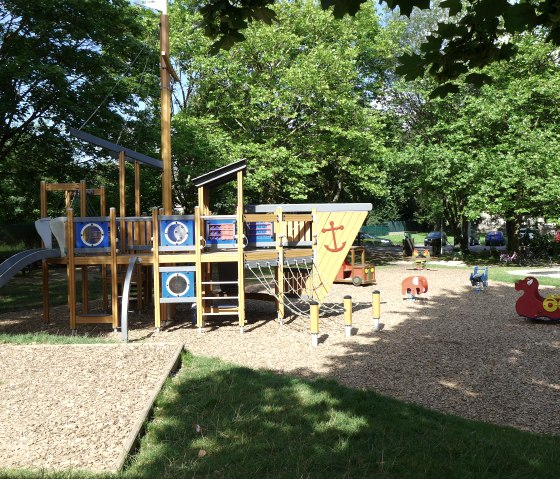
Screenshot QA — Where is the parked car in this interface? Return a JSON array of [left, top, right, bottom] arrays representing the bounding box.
[[424, 231, 448, 247], [485, 231, 505, 246]]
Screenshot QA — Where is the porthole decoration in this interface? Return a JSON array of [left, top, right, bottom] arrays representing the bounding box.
[[75, 221, 109, 249], [162, 271, 195, 298], [160, 219, 194, 247]]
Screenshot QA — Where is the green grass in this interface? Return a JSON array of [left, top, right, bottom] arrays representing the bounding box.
[[0, 332, 113, 345], [126, 354, 560, 478], [1, 354, 560, 478], [0, 268, 104, 313], [487, 266, 560, 287]]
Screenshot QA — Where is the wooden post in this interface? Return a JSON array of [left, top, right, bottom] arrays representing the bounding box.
[[310, 301, 319, 347], [40, 181, 50, 323], [344, 295, 352, 337], [119, 150, 126, 249], [194, 206, 204, 332], [237, 170, 245, 333], [100, 186, 108, 312], [134, 161, 143, 310], [79, 180, 89, 314], [152, 208, 161, 330], [372, 290, 380, 332], [66, 208, 77, 330], [110, 208, 119, 330], [160, 13, 172, 215], [275, 206, 284, 322]]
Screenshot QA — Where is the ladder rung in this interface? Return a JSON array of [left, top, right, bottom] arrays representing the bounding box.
[[202, 312, 239, 316], [201, 281, 238, 285]]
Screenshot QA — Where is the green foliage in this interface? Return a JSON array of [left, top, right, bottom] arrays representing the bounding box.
[[170, 0, 391, 209], [385, 31, 560, 247], [0, 0, 160, 221], [194, 0, 560, 98]]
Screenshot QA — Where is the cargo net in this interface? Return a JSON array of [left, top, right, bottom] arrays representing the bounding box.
[[245, 259, 344, 319]]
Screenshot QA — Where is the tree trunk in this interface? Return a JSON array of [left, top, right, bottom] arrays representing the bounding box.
[[505, 218, 521, 253], [460, 215, 469, 253]]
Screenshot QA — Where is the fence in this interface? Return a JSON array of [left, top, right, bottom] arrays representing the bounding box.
[[361, 221, 424, 237]]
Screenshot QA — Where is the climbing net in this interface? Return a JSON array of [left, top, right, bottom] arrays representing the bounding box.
[[245, 259, 344, 319]]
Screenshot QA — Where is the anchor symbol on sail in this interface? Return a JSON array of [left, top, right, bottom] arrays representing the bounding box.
[[322, 221, 346, 252]]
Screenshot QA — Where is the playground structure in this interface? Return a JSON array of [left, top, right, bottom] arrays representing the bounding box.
[[469, 266, 488, 292], [0, 4, 374, 340], [334, 246, 376, 286], [411, 248, 430, 270], [515, 276, 560, 321], [0, 160, 372, 339], [401, 275, 428, 300]]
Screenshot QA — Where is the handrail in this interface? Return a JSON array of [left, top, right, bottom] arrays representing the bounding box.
[[121, 255, 141, 342]]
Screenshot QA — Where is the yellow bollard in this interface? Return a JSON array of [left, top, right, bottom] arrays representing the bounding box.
[[372, 290, 380, 331], [344, 295, 352, 337], [310, 301, 319, 347]]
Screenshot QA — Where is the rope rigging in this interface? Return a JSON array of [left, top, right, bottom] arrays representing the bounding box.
[[245, 259, 345, 319], [79, 42, 149, 132]]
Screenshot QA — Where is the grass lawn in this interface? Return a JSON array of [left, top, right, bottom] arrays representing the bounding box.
[[0, 267, 104, 314], [0, 332, 113, 345], [10, 352, 560, 479]]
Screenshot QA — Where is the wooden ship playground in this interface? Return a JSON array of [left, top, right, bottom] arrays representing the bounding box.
[[0, 3, 377, 342], [0, 156, 373, 342]]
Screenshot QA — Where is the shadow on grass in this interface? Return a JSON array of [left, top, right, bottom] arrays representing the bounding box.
[[125, 353, 560, 479]]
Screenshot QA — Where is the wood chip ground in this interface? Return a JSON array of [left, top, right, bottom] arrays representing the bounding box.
[[1, 263, 559, 472]]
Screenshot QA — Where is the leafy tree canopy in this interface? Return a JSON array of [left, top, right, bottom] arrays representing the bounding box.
[[197, 0, 560, 95], [170, 0, 393, 211], [0, 0, 159, 221]]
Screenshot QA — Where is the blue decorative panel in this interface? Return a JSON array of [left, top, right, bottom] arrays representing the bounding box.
[[160, 219, 195, 247], [75, 221, 110, 249], [206, 220, 236, 247], [161, 271, 195, 298], [246, 221, 274, 247]]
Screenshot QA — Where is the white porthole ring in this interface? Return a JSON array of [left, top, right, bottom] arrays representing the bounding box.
[[80, 223, 105, 247], [165, 272, 190, 297], [164, 221, 189, 246]]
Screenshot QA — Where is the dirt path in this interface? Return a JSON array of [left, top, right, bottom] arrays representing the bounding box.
[[1, 263, 559, 472]]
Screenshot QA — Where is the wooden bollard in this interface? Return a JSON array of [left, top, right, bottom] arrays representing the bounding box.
[[310, 301, 319, 347], [344, 295, 352, 337], [372, 290, 380, 331]]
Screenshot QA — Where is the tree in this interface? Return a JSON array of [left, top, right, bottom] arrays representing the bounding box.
[[196, 0, 560, 94], [389, 33, 560, 251], [0, 0, 159, 221], [169, 0, 393, 210]]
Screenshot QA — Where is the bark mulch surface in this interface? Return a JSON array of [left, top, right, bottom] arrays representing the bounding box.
[[1, 263, 559, 472], [0, 343, 181, 472]]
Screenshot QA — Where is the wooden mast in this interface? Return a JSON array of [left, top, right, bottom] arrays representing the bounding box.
[[160, 7, 172, 214]]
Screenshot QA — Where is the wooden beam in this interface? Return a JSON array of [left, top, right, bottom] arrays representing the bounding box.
[[160, 14, 172, 214], [161, 51, 179, 82], [70, 128, 163, 169]]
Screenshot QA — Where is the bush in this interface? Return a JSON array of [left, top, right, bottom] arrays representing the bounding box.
[[528, 234, 556, 256]]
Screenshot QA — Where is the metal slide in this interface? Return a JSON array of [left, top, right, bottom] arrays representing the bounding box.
[[121, 255, 141, 342], [0, 249, 61, 289]]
